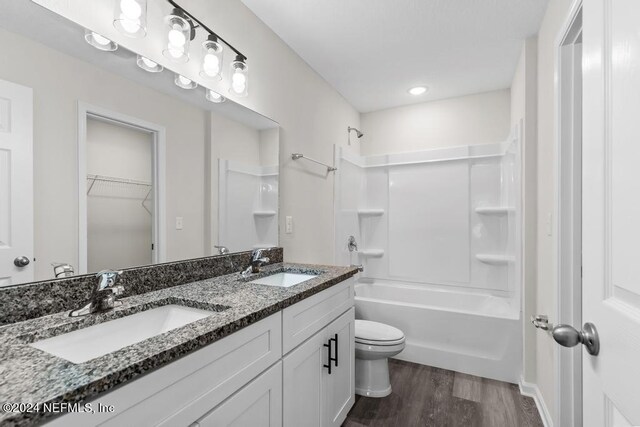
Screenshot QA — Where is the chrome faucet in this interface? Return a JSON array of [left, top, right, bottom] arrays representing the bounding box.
[[214, 245, 229, 255], [241, 249, 270, 278], [69, 270, 124, 317]]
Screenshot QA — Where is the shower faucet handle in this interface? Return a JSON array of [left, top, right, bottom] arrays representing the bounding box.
[[347, 235, 358, 252]]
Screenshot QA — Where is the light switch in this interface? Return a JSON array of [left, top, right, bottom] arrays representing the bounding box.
[[176, 216, 184, 230], [546, 213, 552, 236], [285, 216, 293, 234]]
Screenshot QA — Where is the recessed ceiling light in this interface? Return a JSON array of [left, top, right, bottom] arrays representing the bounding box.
[[408, 86, 428, 95]]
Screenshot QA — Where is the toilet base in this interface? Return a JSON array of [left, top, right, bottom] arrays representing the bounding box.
[[355, 358, 392, 398]]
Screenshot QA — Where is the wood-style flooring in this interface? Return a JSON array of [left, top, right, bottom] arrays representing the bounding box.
[[343, 359, 543, 427]]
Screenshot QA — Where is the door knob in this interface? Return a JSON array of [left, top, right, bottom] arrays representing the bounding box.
[[14, 256, 30, 267], [552, 322, 600, 356]]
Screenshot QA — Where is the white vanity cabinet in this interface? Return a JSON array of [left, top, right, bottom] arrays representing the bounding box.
[[283, 307, 355, 427], [45, 277, 355, 427]]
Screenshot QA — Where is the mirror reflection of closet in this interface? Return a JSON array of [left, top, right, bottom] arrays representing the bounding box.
[[86, 117, 154, 272]]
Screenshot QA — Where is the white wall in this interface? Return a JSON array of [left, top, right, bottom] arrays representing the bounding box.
[[86, 118, 153, 271], [511, 37, 539, 386], [535, 0, 575, 421], [0, 28, 208, 281], [190, 0, 361, 264], [208, 113, 279, 252], [360, 90, 511, 156]]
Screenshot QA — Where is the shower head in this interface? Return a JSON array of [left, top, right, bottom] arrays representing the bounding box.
[[348, 126, 364, 139]]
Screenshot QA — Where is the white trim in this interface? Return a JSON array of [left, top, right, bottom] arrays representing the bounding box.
[[519, 378, 554, 427], [77, 102, 166, 273], [552, 1, 584, 426]]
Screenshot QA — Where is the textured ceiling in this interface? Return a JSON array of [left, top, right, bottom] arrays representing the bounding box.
[[241, 0, 549, 112]]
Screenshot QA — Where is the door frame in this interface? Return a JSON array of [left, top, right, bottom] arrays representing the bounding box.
[[554, 2, 583, 426], [77, 102, 166, 274]]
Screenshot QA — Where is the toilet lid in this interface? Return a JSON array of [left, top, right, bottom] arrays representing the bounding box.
[[355, 320, 404, 342]]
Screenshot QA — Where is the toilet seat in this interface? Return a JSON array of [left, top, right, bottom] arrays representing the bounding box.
[[355, 320, 405, 346]]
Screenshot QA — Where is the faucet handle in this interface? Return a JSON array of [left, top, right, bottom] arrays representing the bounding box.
[[95, 270, 123, 290], [251, 248, 266, 261]]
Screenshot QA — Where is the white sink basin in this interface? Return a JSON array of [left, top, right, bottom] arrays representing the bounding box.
[[30, 305, 215, 364], [250, 272, 318, 288]]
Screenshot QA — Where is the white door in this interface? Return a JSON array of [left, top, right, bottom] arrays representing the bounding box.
[[0, 79, 33, 286], [324, 307, 355, 427], [582, 0, 640, 424], [283, 328, 326, 427]]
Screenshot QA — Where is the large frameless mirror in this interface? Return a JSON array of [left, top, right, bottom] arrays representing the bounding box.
[[0, 1, 279, 287]]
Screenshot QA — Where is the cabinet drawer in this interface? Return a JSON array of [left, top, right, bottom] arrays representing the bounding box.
[[282, 278, 354, 354], [194, 361, 282, 427], [47, 313, 282, 427]]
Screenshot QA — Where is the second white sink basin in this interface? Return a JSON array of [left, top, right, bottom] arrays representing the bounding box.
[[250, 272, 318, 288], [30, 305, 215, 364]]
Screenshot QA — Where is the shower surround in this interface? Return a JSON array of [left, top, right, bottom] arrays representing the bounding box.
[[334, 130, 522, 382]]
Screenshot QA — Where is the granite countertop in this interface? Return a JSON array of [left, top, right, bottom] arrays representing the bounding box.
[[0, 262, 358, 426]]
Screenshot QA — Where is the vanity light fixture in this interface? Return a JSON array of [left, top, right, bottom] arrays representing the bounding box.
[[200, 36, 224, 80], [229, 56, 249, 97], [163, 8, 194, 63], [165, 0, 249, 95], [84, 29, 118, 51], [174, 74, 197, 89], [408, 86, 428, 95], [113, 0, 147, 38], [136, 55, 164, 73], [205, 89, 226, 103]]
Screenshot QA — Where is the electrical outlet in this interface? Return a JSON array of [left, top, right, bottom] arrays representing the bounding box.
[[285, 216, 293, 234], [176, 217, 184, 230]]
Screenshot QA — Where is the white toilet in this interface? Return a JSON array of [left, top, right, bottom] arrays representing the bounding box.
[[354, 319, 406, 397]]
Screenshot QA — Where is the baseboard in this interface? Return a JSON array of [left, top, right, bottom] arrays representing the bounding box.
[[519, 377, 553, 427]]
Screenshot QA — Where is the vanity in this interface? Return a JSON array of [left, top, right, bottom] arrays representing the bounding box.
[[0, 255, 358, 426], [0, 2, 359, 425]]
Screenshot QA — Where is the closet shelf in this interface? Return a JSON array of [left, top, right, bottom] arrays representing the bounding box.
[[476, 254, 515, 265], [475, 206, 515, 215], [357, 209, 385, 217], [359, 249, 385, 258], [253, 210, 277, 217]]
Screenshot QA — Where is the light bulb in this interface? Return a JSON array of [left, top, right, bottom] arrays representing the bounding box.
[[203, 54, 220, 76], [91, 32, 111, 46], [206, 89, 225, 103], [120, 0, 142, 19], [232, 72, 246, 93], [142, 57, 157, 68], [168, 25, 186, 46], [174, 74, 197, 89], [84, 29, 118, 51], [119, 14, 141, 34], [136, 55, 163, 73], [113, 0, 146, 38], [167, 45, 184, 59]]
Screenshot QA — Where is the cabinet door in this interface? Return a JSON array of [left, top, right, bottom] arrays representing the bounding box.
[[283, 328, 328, 427], [324, 307, 355, 427], [196, 362, 282, 427]]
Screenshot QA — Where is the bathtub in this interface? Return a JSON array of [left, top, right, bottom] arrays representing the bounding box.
[[355, 279, 522, 383]]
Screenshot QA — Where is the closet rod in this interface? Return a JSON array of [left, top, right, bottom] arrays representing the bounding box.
[[291, 153, 337, 172]]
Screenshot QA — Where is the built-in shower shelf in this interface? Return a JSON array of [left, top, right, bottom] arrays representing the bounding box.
[[476, 254, 515, 265], [357, 209, 385, 217], [253, 210, 277, 217], [359, 249, 385, 258], [475, 206, 515, 215]]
